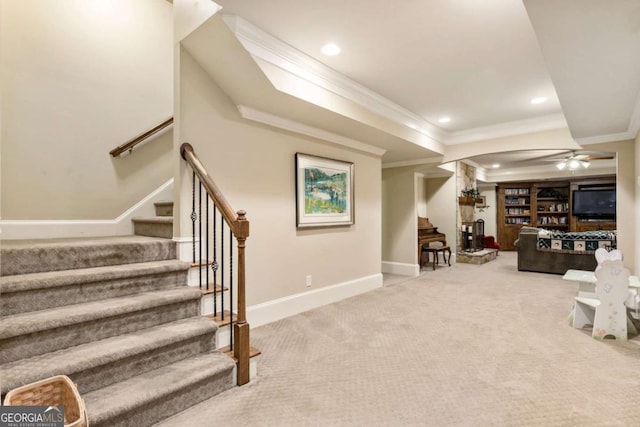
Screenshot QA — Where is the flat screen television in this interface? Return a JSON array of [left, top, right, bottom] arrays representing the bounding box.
[[572, 189, 616, 218]]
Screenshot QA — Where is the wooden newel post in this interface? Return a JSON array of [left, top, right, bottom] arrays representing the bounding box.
[[234, 210, 250, 385]]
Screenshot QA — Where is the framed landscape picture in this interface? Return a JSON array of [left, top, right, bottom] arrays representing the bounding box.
[[295, 153, 354, 228]]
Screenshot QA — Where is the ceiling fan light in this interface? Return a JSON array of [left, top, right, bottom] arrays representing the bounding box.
[[556, 162, 566, 170], [568, 159, 581, 170]]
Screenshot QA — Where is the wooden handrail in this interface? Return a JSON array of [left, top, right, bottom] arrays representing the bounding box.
[[180, 143, 246, 238], [109, 117, 174, 157], [180, 142, 251, 385]]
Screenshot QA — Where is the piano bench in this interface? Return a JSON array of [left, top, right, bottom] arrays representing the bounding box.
[[421, 245, 451, 270]]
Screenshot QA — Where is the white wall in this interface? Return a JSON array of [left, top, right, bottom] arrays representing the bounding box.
[[178, 48, 382, 306], [1, 0, 174, 220]]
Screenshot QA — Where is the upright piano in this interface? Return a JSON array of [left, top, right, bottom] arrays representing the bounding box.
[[418, 217, 447, 262]]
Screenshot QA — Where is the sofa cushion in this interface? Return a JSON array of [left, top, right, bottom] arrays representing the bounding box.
[[537, 229, 616, 254]]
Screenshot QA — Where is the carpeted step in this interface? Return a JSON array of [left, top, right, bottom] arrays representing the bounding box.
[[0, 260, 191, 316], [0, 287, 202, 364], [0, 317, 218, 396], [154, 201, 173, 217], [0, 226, 242, 423], [133, 216, 173, 239], [84, 351, 235, 427], [0, 235, 177, 276]]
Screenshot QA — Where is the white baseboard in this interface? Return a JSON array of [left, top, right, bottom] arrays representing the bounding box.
[[0, 179, 174, 240], [381, 261, 420, 277], [216, 327, 231, 350], [246, 273, 383, 328], [174, 237, 200, 264]]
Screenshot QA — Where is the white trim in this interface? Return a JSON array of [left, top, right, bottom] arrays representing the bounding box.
[[219, 15, 594, 149], [173, 236, 198, 263], [627, 91, 640, 140], [381, 261, 420, 277], [222, 15, 446, 144], [447, 113, 568, 145], [217, 328, 230, 350], [237, 105, 386, 157], [246, 273, 382, 328], [0, 179, 174, 240], [220, 14, 639, 149], [575, 130, 636, 145], [381, 156, 443, 169], [222, 14, 567, 149], [485, 162, 616, 182]]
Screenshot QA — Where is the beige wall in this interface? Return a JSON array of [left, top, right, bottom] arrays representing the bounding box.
[[416, 175, 427, 218], [477, 186, 497, 238], [1, 0, 174, 219], [637, 131, 640, 272], [382, 164, 456, 269], [424, 175, 457, 251], [587, 140, 636, 272], [382, 167, 418, 265], [179, 49, 381, 305]]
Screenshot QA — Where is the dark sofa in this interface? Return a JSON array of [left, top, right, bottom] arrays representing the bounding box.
[[514, 227, 599, 274]]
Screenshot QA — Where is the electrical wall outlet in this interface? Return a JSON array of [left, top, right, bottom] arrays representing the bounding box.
[[306, 275, 312, 287]]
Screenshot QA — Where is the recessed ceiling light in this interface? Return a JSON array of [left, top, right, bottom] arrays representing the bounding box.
[[491, 164, 500, 169], [530, 96, 547, 105], [438, 117, 451, 124], [321, 43, 341, 56]]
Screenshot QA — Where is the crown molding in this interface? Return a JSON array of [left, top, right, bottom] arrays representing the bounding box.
[[446, 113, 568, 145], [222, 15, 447, 143], [484, 161, 616, 182], [574, 130, 636, 145], [237, 105, 386, 157], [381, 156, 443, 169], [461, 159, 483, 170], [626, 90, 640, 140], [221, 14, 637, 149], [463, 159, 489, 182]]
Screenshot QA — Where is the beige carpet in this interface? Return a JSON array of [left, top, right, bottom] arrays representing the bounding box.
[[157, 252, 640, 426]]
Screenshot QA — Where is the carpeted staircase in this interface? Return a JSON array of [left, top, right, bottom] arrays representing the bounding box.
[[0, 202, 236, 426]]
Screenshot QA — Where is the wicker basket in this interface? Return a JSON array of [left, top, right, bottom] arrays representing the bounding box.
[[3, 375, 89, 427]]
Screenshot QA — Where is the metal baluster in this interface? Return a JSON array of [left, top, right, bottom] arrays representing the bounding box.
[[206, 194, 209, 291], [221, 222, 225, 321], [198, 183, 202, 289], [229, 231, 234, 350], [191, 172, 196, 264], [212, 206, 218, 316]]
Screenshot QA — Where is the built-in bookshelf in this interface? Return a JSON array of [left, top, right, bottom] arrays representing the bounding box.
[[535, 185, 569, 230], [498, 183, 532, 250], [497, 177, 616, 250]]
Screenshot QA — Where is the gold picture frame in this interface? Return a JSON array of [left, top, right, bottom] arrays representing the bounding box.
[[295, 153, 354, 228]]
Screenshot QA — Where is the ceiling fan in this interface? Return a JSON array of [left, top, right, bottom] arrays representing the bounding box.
[[545, 151, 615, 170]]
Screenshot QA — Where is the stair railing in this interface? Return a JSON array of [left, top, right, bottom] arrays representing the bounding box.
[[180, 143, 251, 386], [109, 117, 174, 157]]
